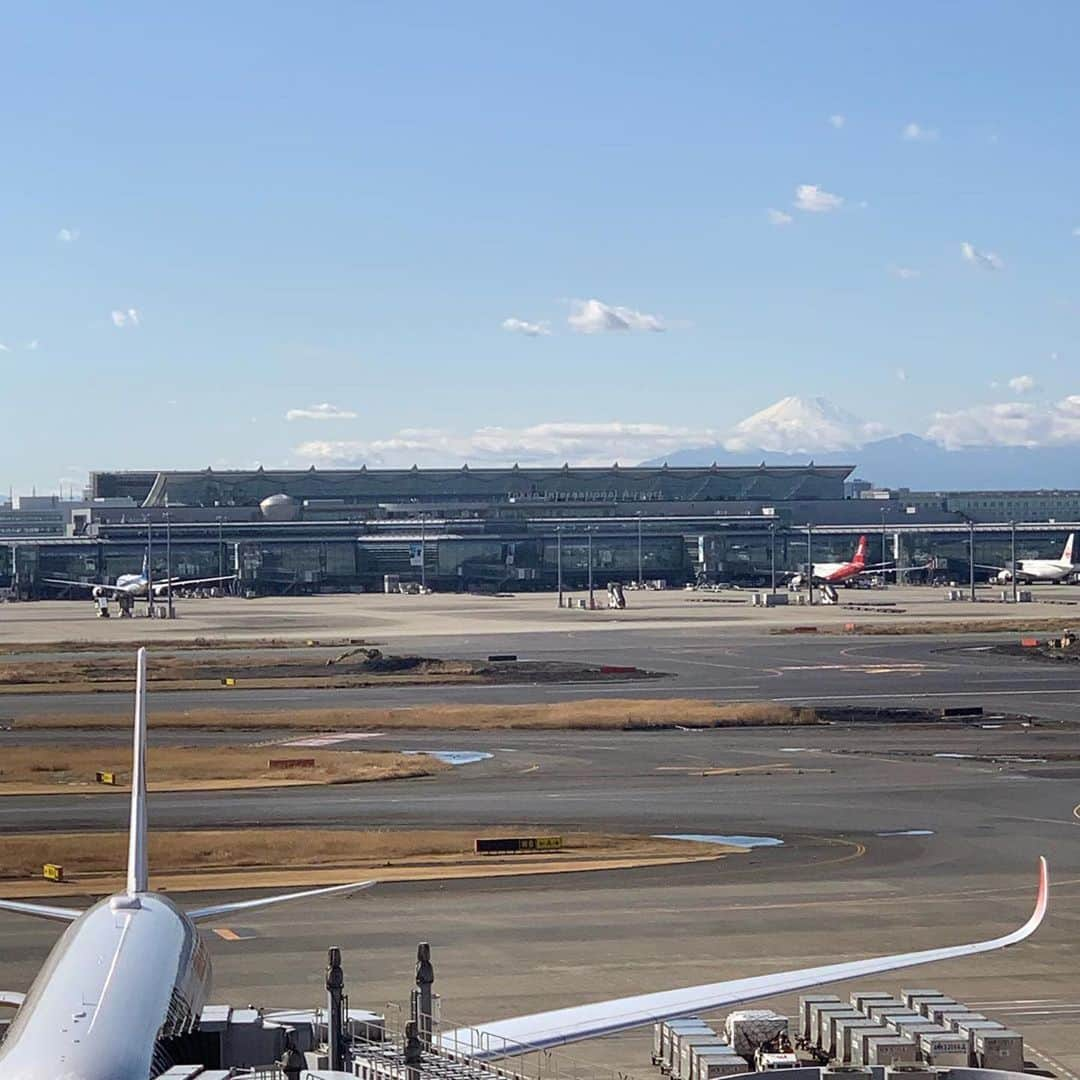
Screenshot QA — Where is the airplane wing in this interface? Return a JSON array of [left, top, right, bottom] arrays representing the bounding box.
[[186, 878, 376, 923], [162, 574, 236, 588], [0, 991, 25, 1008], [0, 898, 83, 923], [441, 858, 1047, 1060], [41, 578, 124, 595]]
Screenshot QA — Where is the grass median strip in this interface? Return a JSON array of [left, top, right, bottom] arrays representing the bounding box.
[[8, 698, 821, 732], [0, 746, 449, 794], [0, 828, 743, 895]]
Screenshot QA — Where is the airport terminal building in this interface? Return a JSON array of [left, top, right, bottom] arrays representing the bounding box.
[[3, 465, 1080, 596]]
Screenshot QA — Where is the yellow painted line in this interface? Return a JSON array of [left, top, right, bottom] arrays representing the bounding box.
[[212, 928, 241, 941], [1072, 802, 1080, 821], [519, 764, 540, 774]]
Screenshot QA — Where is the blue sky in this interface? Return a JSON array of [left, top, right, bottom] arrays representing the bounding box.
[[2, 2, 1078, 493]]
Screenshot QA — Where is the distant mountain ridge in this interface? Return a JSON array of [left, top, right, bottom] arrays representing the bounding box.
[[642, 433, 1079, 490]]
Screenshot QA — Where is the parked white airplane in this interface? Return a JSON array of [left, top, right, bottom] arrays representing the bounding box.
[[0, 648, 374, 1080], [986, 533, 1078, 584], [44, 553, 234, 600], [0, 651, 1049, 1078]]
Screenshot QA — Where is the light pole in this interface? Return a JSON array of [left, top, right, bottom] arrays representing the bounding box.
[[556, 526, 563, 607], [806, 523, 814, 605], [217, 516, 224, 582], [880, 506, 889, 571], [146, 519, 154, 618], [1010, 520, 1018, 604], [769, 523, 777, 595], [419, 514, 427, 592], [165, 509, 174, 620], [968, 519, 976, 603], [587, 531, 594, 609], [636, 512, 643, 586]]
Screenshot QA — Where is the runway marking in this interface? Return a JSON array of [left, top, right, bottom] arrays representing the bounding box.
[[1028, 1045, 1080, 1080], [280, 732, 386, 747]]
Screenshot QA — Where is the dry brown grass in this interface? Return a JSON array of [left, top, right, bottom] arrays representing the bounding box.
[[10, 698, 819, 731], [0, 828, 735, 880], [0, 746, 448, 788]]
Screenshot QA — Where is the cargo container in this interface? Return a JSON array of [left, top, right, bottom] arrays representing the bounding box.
[[974, 1029, 1024, 1072], [855, 1028, 897, 1065], [798, 996, 840, 1042], [860, 1036, 918, 1067], [850, 991, 896, 1012], [680, 1036, 730, 1080], [835, 1019, 887, 1063], [725, 1011, 788, 1059], [883, 1066, 936, 1080], [822, 1066, 872, 1080], [668, 1025, 718, 1074], [878, 1012, 923, 1033], [928, 1005, 972, 1028], [863, 1000, 903, 1022], [946, 1012, 987, 1031], [889, 1019, 945, 1042], [823, 1011, 865, 1057], [918, 1032, 969, 1066], [899, 990, 944, 1012], [660, 1019, 712, 1071], [813, 1005, 855, 1050], [692, 1050, 749, 1080], [917, 997, 958, 1019]]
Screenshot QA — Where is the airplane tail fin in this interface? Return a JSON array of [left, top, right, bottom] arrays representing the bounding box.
[[142, 550, 149, 577], [853, 535, 868, 567], [1064, 533, 1076, 565], [127, 647, 149, 896]]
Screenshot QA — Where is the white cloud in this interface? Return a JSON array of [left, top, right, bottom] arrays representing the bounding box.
[[767, 208, 794, 226], [828, 114, 846, 129], [960, 242, 1004, 271], [1008, 374, 1037, 394], [501, 317, 551, 337], [902, 122, 939, 142], [889, 265, 920, 280], [56, 227, 80, 243], [294, 420, 711, 469], [927, 395, 1080, 449], [111, 308, 141, 328], [0, 344, 8, 353], [567, 299, 665, 334], [794, 184, 843, 213], [896, 367, 908, 382], [723, 395, 888, 453], [285, 402, 358, 422]]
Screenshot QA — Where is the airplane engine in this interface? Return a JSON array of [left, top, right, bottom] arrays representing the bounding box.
[[91, 585, 107, 598]]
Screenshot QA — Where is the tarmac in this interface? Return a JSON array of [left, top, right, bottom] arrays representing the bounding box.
[[0, 589, 1078, 1077]]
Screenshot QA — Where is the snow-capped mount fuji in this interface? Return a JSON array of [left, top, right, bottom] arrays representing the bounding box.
[[641, 396, 1080, 489], [723, 395, 887, 454]]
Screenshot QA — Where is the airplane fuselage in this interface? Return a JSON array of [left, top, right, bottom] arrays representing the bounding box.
[[0, 893, 211, 1080], [996, 560, 1076, 584]]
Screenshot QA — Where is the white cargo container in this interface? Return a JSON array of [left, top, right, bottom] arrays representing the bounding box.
[[850, 991, 896, 1012], [814, 1005, 855, 1050], [866, 1001, 906, 1022], [665, 1022, 714, 1071], [822, 1066, 872, 1080], [835, 1019, 887, 1063], [974, 1029, 1024, 1072], [669, 1025, 717, 1074], [680, 1036, 730, 1080], [919, 1032, 969, 1066], [861, 1036, 918, 1067], [883, 1066, 937, 1080], [890, 1019, 945, 1042], [800, 996, 841, 1041], [899, 990, 944, 1011], [823, 1011, 865, 1057], [918, 997, 957, 1019], [878, 1012, 923, 1033], [692, 1051, 749, 1080], [947, 1012, 987, 1031], [656, 1023, 708, 1067], [725, 1010, 787, 1059], [929, 1005, 971, 1028]]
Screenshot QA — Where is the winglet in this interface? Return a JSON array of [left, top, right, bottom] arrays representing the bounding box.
[[126, 647, 149, 896]]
